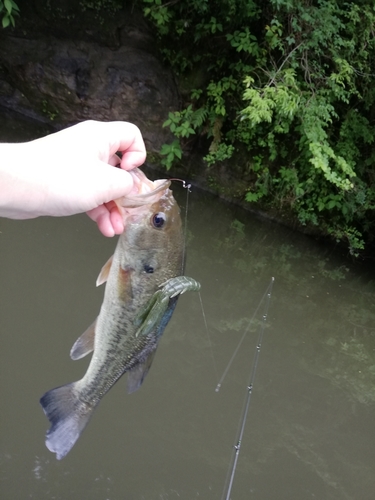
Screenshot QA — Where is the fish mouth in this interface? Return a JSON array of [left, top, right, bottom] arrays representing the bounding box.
[[115, 168, 171, 209]]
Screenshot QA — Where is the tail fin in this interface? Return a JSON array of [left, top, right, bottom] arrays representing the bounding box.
[[40, 382, 95, 460]]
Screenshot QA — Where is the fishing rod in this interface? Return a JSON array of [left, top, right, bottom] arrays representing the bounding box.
[[220, 277, 275, 500], [176, 180, 275, 497], [215, 281, 274, 393]]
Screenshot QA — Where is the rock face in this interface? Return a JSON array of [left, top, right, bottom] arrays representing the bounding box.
[[0, 5, 178, 151]]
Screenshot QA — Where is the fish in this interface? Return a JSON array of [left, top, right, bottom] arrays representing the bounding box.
[[40, 169, 200, 460]]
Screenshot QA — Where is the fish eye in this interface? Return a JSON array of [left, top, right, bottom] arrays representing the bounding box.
[[152, 212, 166, 229]]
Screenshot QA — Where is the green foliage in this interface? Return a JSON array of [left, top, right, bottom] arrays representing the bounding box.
[[0, 0, 19, 27], [160, 140, 182, 170], [204, 143, 235, 167], [142, 0, 375, 256], [78, 0, 122, 17], [41, 100, 59, 121], [160, 104, 206, 169]]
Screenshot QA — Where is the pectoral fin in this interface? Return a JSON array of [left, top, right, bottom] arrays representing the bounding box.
[[127, 350, 157, 394], [96, 255, 113, 286], [70, 319, 97, 360]]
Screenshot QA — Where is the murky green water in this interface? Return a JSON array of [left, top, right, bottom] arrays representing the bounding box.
[[1, 111, 375, 499]]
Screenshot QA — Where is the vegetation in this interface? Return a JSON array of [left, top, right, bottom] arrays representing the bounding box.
[[2, 0, 375, 255], [142, 0, 375, 255], [0, 0, 19, 27]]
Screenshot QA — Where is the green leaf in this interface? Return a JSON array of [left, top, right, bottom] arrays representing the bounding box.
[[327, 200, 337, 209], [174, 147, 182, 159], [2, 14, 10, 27], [4, 0, 12, 15], [10, 0, 20, 12]]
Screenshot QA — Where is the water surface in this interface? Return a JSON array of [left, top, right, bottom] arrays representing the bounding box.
[[1, 112, 375, 499]]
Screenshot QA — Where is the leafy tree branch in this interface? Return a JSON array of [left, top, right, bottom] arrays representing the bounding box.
[[143, 0, 375, 255], [0, 0, 19, 27]]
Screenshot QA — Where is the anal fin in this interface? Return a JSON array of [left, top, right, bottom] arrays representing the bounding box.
[[127, 350, 157, 394], [70, 319, 97, 360]]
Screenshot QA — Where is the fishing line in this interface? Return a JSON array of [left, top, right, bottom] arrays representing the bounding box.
[[215, 279, 274, 392], [170, 178, 191, 275], [181, 182, 190, 274], [171, 178, 219, 381], [198, 290, 220, 382], [221, 277, 275, 500]]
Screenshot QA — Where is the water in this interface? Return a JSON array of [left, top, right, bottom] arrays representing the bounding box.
[[1, 111, 375, 499]]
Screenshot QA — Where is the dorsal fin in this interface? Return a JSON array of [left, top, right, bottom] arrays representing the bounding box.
[[70, 319, 97, 360], [96, 255, 113, 286]]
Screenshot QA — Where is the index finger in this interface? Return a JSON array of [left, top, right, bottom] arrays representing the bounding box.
[[104, 122, 147, 171]]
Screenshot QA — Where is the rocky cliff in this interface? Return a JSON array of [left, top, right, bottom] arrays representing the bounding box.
[[0, 1, 178, 151]]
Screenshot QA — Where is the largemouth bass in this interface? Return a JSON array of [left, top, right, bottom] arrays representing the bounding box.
[[40, 169, 200, 460]]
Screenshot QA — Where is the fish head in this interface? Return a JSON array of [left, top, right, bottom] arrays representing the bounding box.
[[115, 169, 184, 281]]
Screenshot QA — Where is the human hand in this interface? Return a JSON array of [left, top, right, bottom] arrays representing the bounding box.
[[0, 120, 147, 236]]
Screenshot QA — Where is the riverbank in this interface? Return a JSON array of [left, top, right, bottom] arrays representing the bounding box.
[[1, 1, 373, 258]]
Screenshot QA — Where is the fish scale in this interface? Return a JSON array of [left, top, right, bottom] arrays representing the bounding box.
[[40, 169, 200, 460]]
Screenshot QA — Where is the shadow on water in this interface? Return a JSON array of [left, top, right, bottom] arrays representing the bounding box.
[[1, 111, 375, 499]]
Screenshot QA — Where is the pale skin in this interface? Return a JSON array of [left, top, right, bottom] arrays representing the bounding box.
[[0, 120, 147, 237]]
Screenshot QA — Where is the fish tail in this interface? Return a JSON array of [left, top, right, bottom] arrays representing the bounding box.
[[40, 382, 95, 460]]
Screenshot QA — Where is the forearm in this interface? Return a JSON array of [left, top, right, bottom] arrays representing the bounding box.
[[0, 121, 147, 232], [0, 141, 46, 219]]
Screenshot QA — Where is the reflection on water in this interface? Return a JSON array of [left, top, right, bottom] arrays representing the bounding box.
[[1, 111, 375, 499]]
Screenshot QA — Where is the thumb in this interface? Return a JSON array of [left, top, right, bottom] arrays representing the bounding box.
[[87, 162, 135, 207]]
